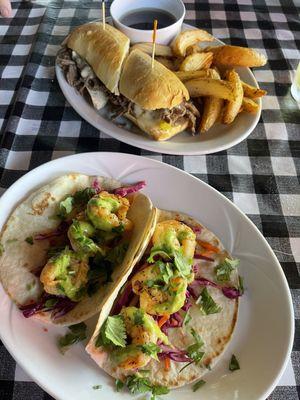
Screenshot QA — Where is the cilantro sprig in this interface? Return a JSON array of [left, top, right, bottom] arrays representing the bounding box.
[[58, 322, 87, 353], [140, 343, 161, 361], [215, 258, 239, 283], [192, 379, 206, 392], [117, 375, 169, 400], [229, 354, 240, 371], [196, 287, 222, 315], [96, 315, 126, 348]]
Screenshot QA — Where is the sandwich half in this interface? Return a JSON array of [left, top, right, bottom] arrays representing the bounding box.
[[57, 23, 200, 141]]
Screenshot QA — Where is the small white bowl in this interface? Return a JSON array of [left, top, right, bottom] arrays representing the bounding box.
[[110, 0, 185, 45]]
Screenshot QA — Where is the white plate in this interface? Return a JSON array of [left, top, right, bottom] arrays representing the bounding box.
[[0, 152, 293, 400], [55, 23, 261, 155]]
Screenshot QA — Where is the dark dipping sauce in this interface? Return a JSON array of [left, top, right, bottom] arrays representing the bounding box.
[[120, 8, 177, 30]]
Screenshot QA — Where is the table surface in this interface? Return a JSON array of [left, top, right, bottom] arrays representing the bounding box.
[[0, 0, 299, 399]]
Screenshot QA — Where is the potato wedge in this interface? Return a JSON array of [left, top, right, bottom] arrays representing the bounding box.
[[210, 45, 267, 67], [131, 43, 173, 57], [171, 29, 214, 57], [179, 52, 213, 71], [241, 81, 267, 98], [241, 97, 259, 113], [200, 97, 223, 132], [223, 70, 243, 124], [175, 68, 219, 82], [156, 57, 175, 71], [185, 78, 235, 101]]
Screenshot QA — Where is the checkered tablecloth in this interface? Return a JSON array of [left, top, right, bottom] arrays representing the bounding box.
[[0, 0, 299, 398]]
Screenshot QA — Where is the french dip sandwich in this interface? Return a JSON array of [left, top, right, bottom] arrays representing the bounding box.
[[57, 22, 200, 141]]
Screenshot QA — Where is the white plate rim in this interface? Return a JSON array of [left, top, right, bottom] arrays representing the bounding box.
[[0, 152, 294, 400], [55, 22, 262, 156]]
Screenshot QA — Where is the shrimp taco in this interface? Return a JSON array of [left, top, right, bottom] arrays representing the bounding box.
[[0, 174, 156, 326], [86, 209, 243, 391]]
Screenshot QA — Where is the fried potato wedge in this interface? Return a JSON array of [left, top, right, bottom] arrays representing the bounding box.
[[179, 52, 213, 71], [210, 45, 267, 67], [156, 57, 175, 71], [241, 97, 260, 113], [223, 70, 243, 124], [241, 81, 267, 98], [175, 68, 220, 82], [171, 29, 214, 57], [200, 96, 224, 132], [131, 43, 173, 57], [185, 78, 235, 101]]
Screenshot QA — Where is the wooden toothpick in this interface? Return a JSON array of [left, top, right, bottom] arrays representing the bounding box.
[[151, 19, 158, 69], [102, 1, 106, 30]]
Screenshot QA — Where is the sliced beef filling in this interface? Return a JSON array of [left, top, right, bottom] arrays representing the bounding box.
[[57, 47, 200, 132]]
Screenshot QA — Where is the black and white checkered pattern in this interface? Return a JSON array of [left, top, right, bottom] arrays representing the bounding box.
[[0, 0, 299, 398]]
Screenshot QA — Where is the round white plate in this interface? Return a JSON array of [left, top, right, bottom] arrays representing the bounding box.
[[0, 153, 293, 400], [55, 23, 261, 155]]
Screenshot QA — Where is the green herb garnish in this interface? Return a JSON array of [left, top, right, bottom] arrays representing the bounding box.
[[186, 328, 205, 364], [26, 281, 36, 291], [147, 248, 171, 263], [229, 354, 240, 371], [92, 385, 102, 390], [57, 196, 74, 219], [123, 375, 169, 400], [215, 258, 239, 283], [141, 343, 161, 361], [45, 298, 58, 308], [183, 310, 192, 325], [115, 379, 124, 392], [25, 236, 34, 245], [197, 287, 222, 315], [238, 275, 244, 294], [0, 243, 4, 256], [96, 315, 126, 348], [133, 309, 144, 326], [192, 379, 206, 392], [58, 322, 87, 352]]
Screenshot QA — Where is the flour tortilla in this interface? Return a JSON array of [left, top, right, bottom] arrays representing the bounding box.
[[0, 174, 156, 326], [86, 209, 239, 388]]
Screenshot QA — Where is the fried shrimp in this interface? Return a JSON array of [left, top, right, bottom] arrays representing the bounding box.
[[132, 265, 188, 316], [112, 307, 168, 370], [40, 248, 88, 301], [86, 191, 132, 232], [152, 220, 196, 259]]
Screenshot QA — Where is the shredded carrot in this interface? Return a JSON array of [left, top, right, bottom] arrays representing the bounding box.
[[197, 240, 220, 253], [164, 357, 171, 371], [158, 315, 169, 328]]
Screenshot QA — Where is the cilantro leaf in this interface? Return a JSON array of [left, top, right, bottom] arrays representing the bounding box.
[[58, 196, 74, 219], [229, 354, 240, 371], [173, 249, 192, 278], [25, 236, 34, 245], [115, 379, 124, 392], [197, 287, 222, 315], [186, 328, 205, 365], [238, 275, 244, 295], [124, 375, 169, 400], [45, 298, 58, 309], [183, 310, 191, 326], [141, 343, 161, 361], [73, 187, 97, 205], [215, 258, 239, 283], [96, 315, 126, 348], [156, 260, 174, 284], [58, 322, 87, 353], [133, 309, 144, 326], [192, 379, 206, 392], [92, 385, 102, 390], [0, 243, 4, 256]]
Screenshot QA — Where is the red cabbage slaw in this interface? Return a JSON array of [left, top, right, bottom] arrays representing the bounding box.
[[20, 293, 76, 320], [114, 181, 146, 197], [188, 277, 242, 299], [33, 221, 69, 241], [158, 343, 193, 363]]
